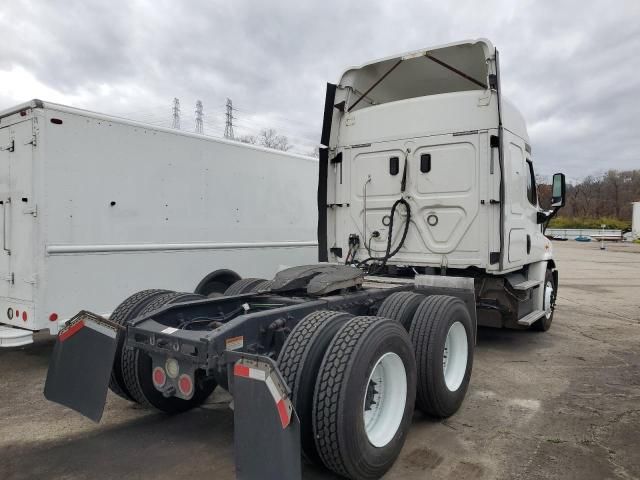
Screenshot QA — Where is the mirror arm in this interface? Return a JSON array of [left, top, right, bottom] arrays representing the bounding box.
[[542, 206, 561, 233]]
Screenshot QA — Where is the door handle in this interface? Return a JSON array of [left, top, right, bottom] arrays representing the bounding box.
[[1, 198, 10, 255]]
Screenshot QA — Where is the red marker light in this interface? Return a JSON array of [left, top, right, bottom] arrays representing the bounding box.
[[178, 374, 193, 397], [22, 311, 27, 321], [152, 367, 166, 388], [49, 313, 59, 322], [15, 310, 19, 317]]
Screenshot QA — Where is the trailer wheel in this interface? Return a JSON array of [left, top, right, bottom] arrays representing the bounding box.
[[409, 295, 473, 418], [377, 291, 425, 330], [313, 316, 416, 479], [121, 292, 217, 413], [194, 269, 241, 297], [224, 278, 267, 296], [277, 310, 352, 464], [533, 269, 555, 331], [108, 289, 170, 401]]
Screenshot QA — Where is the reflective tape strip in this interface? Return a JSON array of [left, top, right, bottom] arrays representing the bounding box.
[[265, 375, 281, 403], [233, 363, 266, 381], [276, 399, 290, 429], [59, 320, 85, 342], [233, 360, 292, 429], [234, 363, 250, 378]]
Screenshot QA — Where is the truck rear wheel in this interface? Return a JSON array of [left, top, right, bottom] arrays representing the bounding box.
[[108, 289, 170, 401], [313, 316, 416, 479], [533, 269, 555, 331], [121, 292, 217, 413], [194, 269, 241, 297], [277, 310, 352, 464], [409, 295, 473, 418], [224, 278, 267, 295], [377, 291, 425, 330]]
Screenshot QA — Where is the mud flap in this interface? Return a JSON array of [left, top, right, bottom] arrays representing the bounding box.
[[228, 354, 301, 480], [44, 311, 119, 422]]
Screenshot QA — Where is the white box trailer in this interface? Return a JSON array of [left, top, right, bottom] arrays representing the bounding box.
[[0, 100, 318, 346]]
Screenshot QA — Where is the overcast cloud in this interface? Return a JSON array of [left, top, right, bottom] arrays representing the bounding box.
[[0, 0, 638, 179]]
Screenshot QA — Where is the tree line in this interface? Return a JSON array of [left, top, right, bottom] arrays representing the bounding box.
[[537, 169, 640, 228]]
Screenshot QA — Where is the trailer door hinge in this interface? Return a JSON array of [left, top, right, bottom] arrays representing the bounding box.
[[489, 199, 501, 205], [330, 152, 343, 164], [1, 139, 15, 152], [23, 204, 37, 217], [26, 274, 38, 285], [5, 272, 14, 284]]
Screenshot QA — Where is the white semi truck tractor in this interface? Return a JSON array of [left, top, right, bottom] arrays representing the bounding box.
[[45, 39, 566, 480]]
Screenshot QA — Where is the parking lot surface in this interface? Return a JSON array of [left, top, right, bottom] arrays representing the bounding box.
[[1, 241, 639, 479]]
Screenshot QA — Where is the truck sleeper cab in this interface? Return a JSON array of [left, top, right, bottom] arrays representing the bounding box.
[[45, 39, 565, 480]]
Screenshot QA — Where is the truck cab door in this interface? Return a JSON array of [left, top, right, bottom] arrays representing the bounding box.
[[502, 134, 539, 270]]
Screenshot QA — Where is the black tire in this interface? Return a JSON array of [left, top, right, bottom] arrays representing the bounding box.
[[121, 292, 217, 413], [252, 279, 274, 292], [409, 295, 474, 418], [377, 291, 425, 330], [277, 310, 353, 465], [534, 269, 555, 331], [108, 289, 170, 401], [194, 269, 241, 296], [224, 278, 267, 296], [313, 316, 417, 480]]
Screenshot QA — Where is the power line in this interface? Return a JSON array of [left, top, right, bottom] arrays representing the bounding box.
[[224, 98, 235, 139]]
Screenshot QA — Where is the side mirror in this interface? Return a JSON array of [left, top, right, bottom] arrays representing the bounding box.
[[551, 173, 566, 208]]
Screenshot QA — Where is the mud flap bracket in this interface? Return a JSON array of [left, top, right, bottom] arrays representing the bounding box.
[[226, 352, 301, 480]]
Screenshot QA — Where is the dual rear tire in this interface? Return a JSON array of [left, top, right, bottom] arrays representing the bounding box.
[[278, 293, 474, 479], [279, 312, 417, 480]]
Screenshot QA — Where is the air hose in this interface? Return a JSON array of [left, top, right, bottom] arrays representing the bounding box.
[[356, 197, 411, 274]]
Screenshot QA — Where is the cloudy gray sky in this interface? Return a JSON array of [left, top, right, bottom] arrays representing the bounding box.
[[1, 0, 638, 179]]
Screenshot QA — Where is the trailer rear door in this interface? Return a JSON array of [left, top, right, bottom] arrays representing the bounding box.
[[0, 117, 36, 313]]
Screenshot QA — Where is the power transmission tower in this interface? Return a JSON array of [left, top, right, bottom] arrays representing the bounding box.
[[172, 98, 181, 129], [195, 100, 203, 134], [224, 98, 234, 139]]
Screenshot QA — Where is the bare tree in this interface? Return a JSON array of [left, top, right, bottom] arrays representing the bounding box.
[[238, 134, 257, 145], [238, 128, 291, 152], [258, 128, 291, 151], [538, 169, 640, 225]]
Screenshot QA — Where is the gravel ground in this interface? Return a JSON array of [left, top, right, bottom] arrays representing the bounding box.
[[1, 241, 639, 479]]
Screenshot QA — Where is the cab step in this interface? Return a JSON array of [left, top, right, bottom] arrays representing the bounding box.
[[512, 279, 543, 291], [517, 310, 546, 326], [0, 325, 34, 347]]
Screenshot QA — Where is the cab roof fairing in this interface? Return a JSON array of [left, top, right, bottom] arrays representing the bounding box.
[[328, 38, 529, 147], [336, 39, 495, 113]]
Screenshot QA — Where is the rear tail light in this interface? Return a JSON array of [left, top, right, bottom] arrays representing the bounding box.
[[178, 374, 194, 398], [22, 311, 27, 321], [49, 313, 59, 322], [152, 367, 167, 388]]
